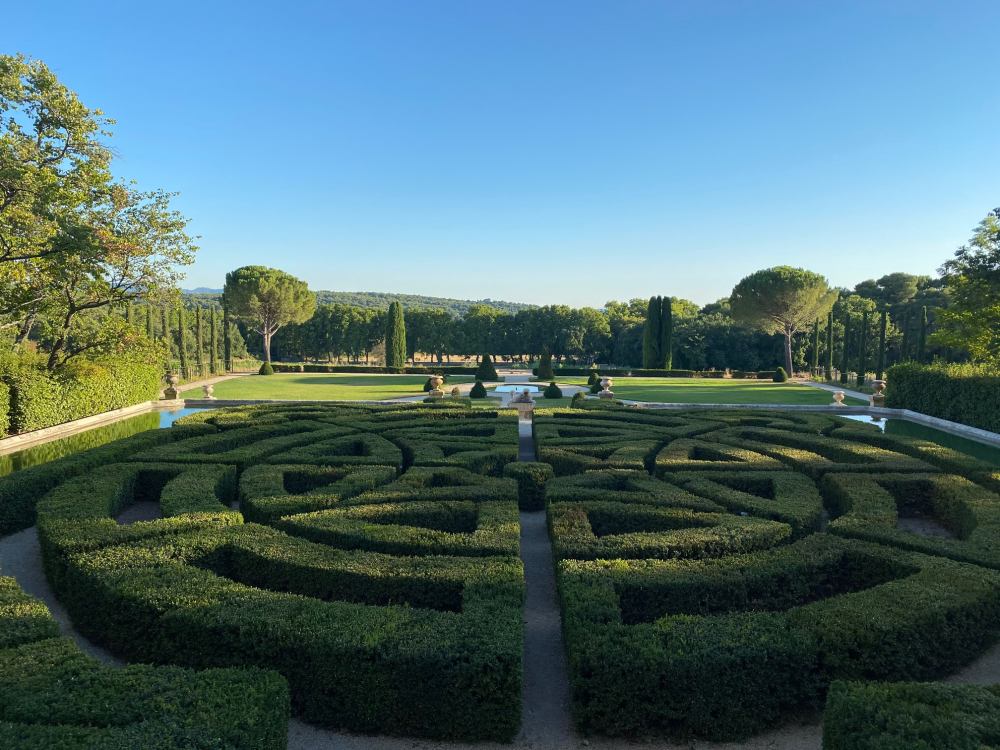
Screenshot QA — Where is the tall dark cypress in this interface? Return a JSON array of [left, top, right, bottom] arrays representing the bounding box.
[[900, 310, 910, 362], [660, 297, 673, 370], [223, 304, 232, 372], [642, 296, 660, 369], [840, 315, 850, 384], [857, 311, 869, 388], [825, 311, 834, 380], [195, 306, 204, 378], [385, 301, 407, 370], [145, 305, 154, 338], [210, 308, 219, 375], [918, 306, 928, 362], [178, 306, 189, 380], [876, 308, 887, 380], [161, 306, 170, 347], [811, 320, 820, 375]]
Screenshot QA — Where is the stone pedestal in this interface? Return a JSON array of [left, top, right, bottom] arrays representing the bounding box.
[[163, 373, 181, 400], [870, 380, 886, 408]]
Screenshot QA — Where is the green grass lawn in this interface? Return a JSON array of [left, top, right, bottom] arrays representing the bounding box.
[[210, 374, 473, 401], [557, 377, 867, 405]]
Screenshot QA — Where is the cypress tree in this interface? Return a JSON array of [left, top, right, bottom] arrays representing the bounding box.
[[825, 311, 834, 380], [475, 353, 499, 381], [918, 305, 928, 362], [900, 309, 910, 361], [660, 296, 673, 370], [642, 296, 660, 368], [161, 306, 170, 347], [145, 305, 154, 339], [857, 311, 868, 388], [195, 307, 204, 378], [839, 315, 850, 384], [385, 301, 407, 370], [178, 306, 189, 380], [210, 308, 219, 375], [876, 308, 887, 380], [811, 320, 820, 375], [223, 303, 232, 372], [537, 351, 555, 380]]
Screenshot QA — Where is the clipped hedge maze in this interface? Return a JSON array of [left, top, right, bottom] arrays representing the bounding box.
[[17, 402, 524, 741], [537, 403, 1000, 741], [0, 576, 289, 749]]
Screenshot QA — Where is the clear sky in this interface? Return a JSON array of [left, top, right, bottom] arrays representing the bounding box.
[[5, 1, 999, 307]]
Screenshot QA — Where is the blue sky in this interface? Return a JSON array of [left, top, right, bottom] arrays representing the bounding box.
[[6, 1, 999, 306]]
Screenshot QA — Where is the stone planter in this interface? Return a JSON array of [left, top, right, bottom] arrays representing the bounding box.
[[832, 390, 845, 406], [870, 380, 886, 408], [598, 376, 614, 400], [428, 374, 445, 399], [163, 373, 180, 400]]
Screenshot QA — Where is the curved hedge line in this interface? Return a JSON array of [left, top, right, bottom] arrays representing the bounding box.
[[885, 362, 1000, 433], [0, 576, 289, 749], [533, 405, 1000, 742], [25, 402, 524, 742], [0, 358, 161, 434]]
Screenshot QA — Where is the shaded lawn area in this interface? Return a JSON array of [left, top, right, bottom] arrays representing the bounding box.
[[209, 374, 473, 401], [558, 377, 867, 405]]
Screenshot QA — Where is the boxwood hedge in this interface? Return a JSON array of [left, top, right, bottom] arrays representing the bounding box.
[[823, 679, 1000, 750], [0, 576, 289, 749]]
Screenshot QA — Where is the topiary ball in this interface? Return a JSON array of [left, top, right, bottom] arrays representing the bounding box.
[[258, 362, 275, 376], [544, 382, 563, 399], [773, 367, 788, 382], [469, 381, 488, 399]]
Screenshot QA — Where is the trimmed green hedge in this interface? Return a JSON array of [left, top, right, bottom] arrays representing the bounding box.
[[532, 367, 778, 379], [1, 357, 161, 434], [886, 361, 1000, 433], [822, 472, 1000, 569], [0, 380, 9, 438], [548, 501, 791, 560], [559, 534, 1000, 740], [823, 680, 1000, 749], [0, 576, 289, 749], [503, 462, 553, 511], [270, 363, 481, 376]]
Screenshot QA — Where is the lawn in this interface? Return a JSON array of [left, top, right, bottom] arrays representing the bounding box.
[[558, 377, 867, 405], [209, 373, 473, 401]]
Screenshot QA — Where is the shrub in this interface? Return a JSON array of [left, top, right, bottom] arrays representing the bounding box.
[[823, 680, 1000, 749], [543, 382, 562, 399], [885, 361, 1000, 432], [0, 577, 290, 749], [0, 356, 161, 434], [469, 381, 487, 399], [475, 354, 499, 381], [587, 371, 600, 386], [536, 353, 555, 381], [589, 381, 602, 394], [772, 367, 788, 382], [258, 361, 275, 375], [0, 379, 9, 438], [451, 386, 461, 397], [503, 462, 553, 511], [571, 391, 586, 406]]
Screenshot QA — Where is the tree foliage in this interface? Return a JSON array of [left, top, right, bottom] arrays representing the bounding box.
[[730, 266, 838, 375], [223, 266, 315, 364], [384, 300, 406, 370]]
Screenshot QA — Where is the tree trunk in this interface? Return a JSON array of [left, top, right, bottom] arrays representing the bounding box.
[[263, 331, 272, 363], [14, 311, 36, 346], [783, 326, 793, 376]]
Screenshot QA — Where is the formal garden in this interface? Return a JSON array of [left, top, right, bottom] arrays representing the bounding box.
[[2, 40, 1000, 750]]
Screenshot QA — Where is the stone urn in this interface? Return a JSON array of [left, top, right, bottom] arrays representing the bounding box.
[[427, 374, 445, 399], [163, 373, 180, 400], [202, 383, 216, 400], [598, 376, 615, 400], [870, 380, 886, 408], [512, 388, 535, 419], [832, 390, 845, 406]]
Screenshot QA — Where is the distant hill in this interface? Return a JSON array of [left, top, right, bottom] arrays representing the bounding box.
[[182, 289, 532, 316]]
